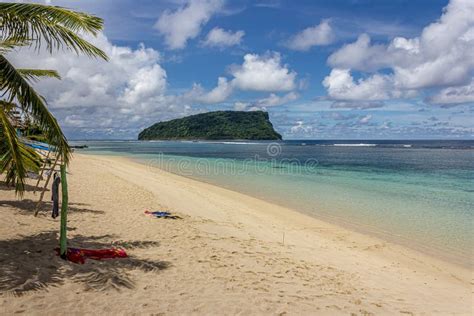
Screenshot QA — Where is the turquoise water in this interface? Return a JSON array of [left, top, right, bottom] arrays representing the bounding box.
[[75, 140, 474, 267]]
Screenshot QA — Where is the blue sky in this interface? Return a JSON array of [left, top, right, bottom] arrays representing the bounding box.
[[10, 0, 474, 139]]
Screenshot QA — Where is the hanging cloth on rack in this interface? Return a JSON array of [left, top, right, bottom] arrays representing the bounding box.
[[51, 172, 61, 218]]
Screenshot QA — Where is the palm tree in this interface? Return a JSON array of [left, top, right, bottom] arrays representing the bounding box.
[[0, 3, 108, 194]]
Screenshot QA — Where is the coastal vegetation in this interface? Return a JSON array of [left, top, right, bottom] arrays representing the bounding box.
[[138, 111, 282, 140], [0, 3, 107, 193]]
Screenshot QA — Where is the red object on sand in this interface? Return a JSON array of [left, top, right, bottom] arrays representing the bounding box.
[[56, 247, 128, 264]]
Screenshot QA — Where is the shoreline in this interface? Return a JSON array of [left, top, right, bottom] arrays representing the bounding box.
[[124, 154, 471, 272], [96, 153, 472, 278], [1, 153, 471, 314], [129, 153, 471, 269]]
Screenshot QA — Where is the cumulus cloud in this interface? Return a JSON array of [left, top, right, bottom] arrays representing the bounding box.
[[202, 27, 245, 48], [8, 32, 300, 138], [10, 33, 168, 110], [119, 64, 167, 105], [7, 28, 299, 137], [182, 51, 299, 105], [230, 92, 298, 112], [255, 92, 299, 107], [233, 101, 249, 111], [8, 33, 193, 137], [323, 69, 414, 101], [324, 0, 474, 105], [426, 80, 474, 105], [327, 34, 390, 72], [186, 77, 233, 103], [230, 52, 297, 91], [286, 20, 335, 51], [154, 0, 224, 50]]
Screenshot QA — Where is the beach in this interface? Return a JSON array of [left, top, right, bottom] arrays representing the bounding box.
[[0, 153, 472, 315]]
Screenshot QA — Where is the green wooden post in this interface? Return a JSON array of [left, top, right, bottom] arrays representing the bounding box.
[[59, 164, 68, 258]]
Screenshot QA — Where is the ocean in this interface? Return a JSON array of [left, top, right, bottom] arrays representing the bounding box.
[[73, 139, 474, 267]]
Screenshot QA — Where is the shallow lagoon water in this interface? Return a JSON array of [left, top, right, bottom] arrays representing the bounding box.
[[75, 139, 474, 266]]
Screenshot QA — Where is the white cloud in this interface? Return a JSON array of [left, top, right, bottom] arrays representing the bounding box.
[[154, 0, 224, 50], [10, 34, 168, 110], [233, 101, 249, 111], [182, 51, 299, 106], [8, 33, 192, 136], [324, 0, 474, 104], [230, 92, 298, 112], [186, 77, 233, 104], [323, 69, 413, 101], [286, 20, 335, 51], [256, 91, 299, 107], [64, 115, 87, 128], [427, 80, 474, 105], [202, 27, 244, 48], [231, 52, 297, 91], [119, 64, 167, 105], [7, 32, 299, 138], [327, 34, 390, 72], [290, 121, 313, 134]]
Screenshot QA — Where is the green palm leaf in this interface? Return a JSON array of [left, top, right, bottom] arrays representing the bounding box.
[[0, 3, 107, 60], [0, 2, 109, 194], [0, 104, 41, 194], [0, 54, 69, 163], [18, 69, 61, 82], [0, 37, 30, 54]]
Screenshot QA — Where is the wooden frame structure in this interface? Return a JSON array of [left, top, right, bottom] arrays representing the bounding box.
[[31, 146, 69, 257], [10, 107, 70, 258], [33, 147, 62, 216]]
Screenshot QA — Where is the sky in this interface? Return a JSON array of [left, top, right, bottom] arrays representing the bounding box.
[[8, 0, 474, 139]]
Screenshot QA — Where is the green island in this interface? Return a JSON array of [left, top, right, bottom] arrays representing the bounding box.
[[138, 111, 282, 140]]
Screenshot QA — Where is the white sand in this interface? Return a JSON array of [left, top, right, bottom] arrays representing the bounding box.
[[0, 154, 472, 315]]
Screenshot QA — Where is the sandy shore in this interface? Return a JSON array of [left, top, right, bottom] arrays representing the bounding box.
[[0, 153, 472, 315]]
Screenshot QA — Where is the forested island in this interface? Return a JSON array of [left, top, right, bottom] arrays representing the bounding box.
[[138, 111, 282, 140]]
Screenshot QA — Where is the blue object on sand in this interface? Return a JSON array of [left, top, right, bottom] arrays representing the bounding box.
[[22, 140, 52, 151], [145, 210, 181, 219], [151, 211, 171, 217]]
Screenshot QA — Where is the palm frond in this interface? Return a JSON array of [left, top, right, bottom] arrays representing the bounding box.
[[0, 2, 110, 195], [0, 37, 30, 54], [0, 105, 41, 194], [0, 2, 107, 60], [0, 54, 70, 163], [18, 69, 61, 82]]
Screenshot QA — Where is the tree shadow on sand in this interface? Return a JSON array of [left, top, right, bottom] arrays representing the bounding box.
[[0, 199, 105, 216], [0, 182, 43, 193], [0, 231, 170, 295]]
